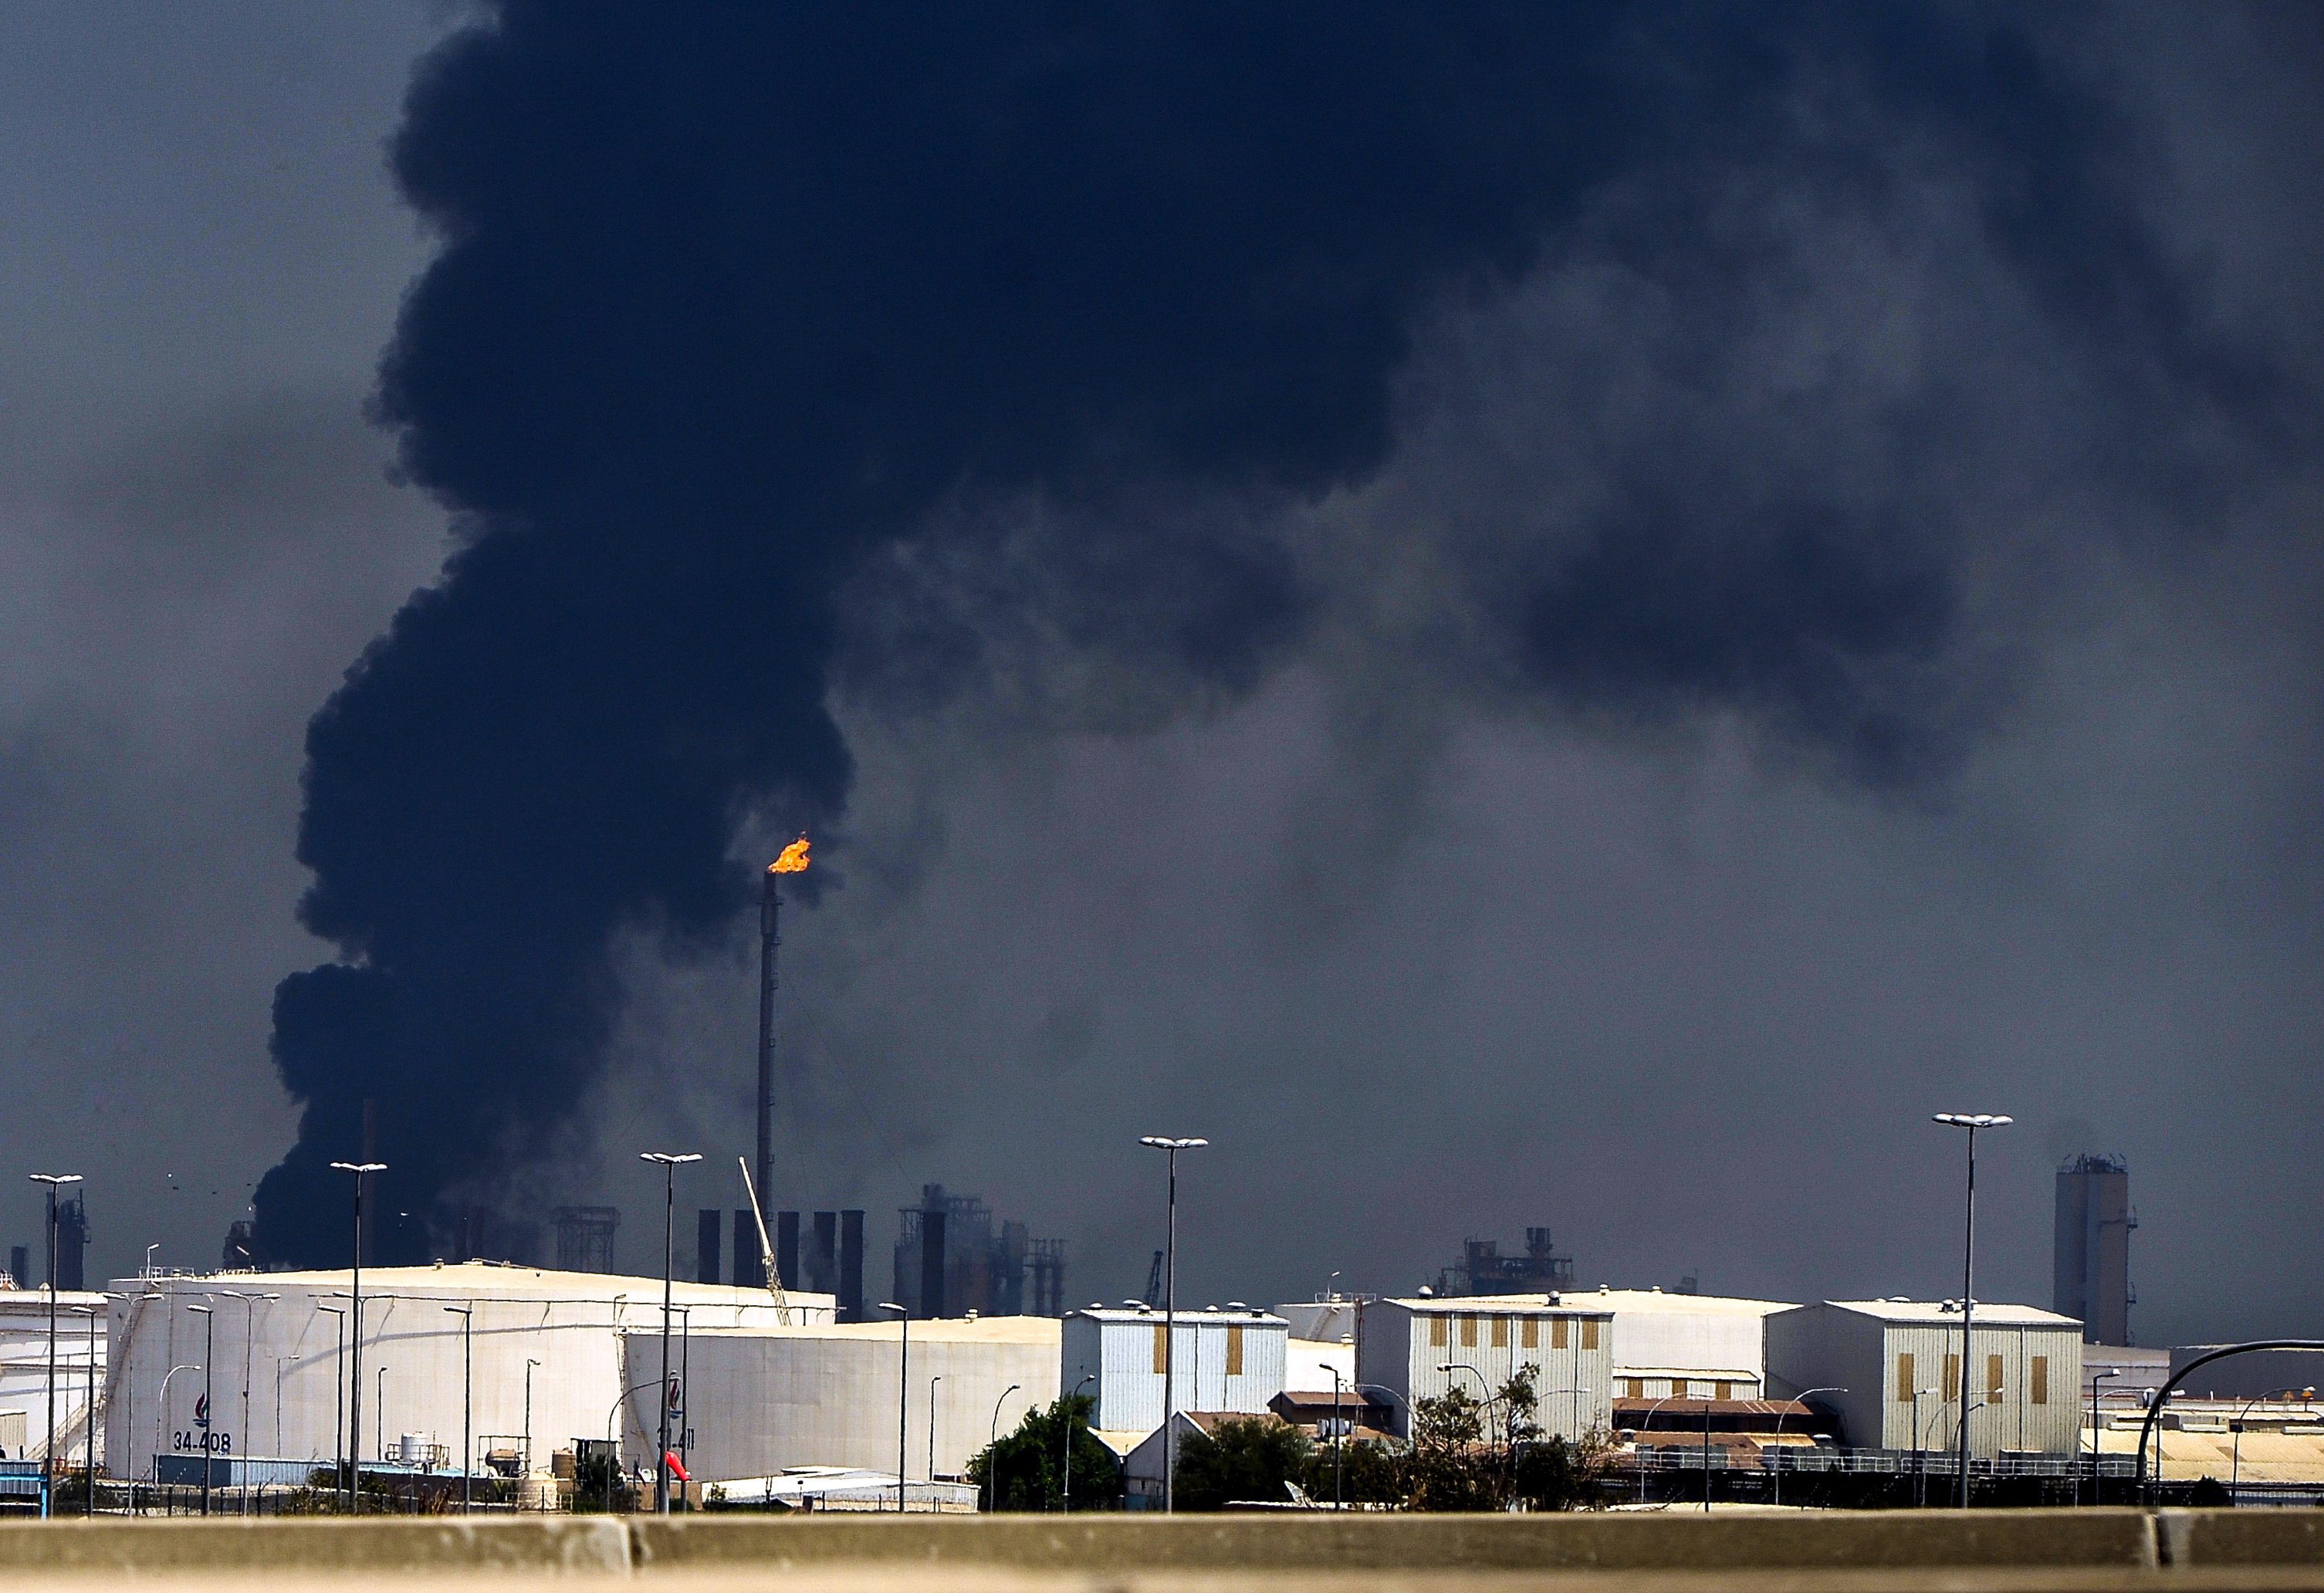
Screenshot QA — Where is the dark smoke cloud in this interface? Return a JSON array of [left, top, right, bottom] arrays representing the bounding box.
[[253, 2, 2291, 1259]]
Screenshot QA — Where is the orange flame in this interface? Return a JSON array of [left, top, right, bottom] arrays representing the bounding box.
[[767, 836, 811, 874]]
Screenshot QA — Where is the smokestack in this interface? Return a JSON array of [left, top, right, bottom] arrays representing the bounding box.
[[756, 868, 780, 1241], [840, 1209, 864, 1323], [732, 1209, 763, 1288], [919, 1206, 947, 1321], [696, 1209, 722, 1285], [776, 1210, 800, 1293]]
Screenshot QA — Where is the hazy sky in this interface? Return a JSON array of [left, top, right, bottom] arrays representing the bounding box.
[[1, 3, 2316, 1348]]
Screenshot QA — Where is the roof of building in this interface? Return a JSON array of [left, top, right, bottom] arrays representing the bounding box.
[[1068, 1304, 1285, 1325], [682, 1314, 1061, 1344], [109, 1262, 836, 1310], [1576, 1287, 1796, 1317], [1375, 1296, 1610, 1316], [1807, 1299, 2079, 1328]]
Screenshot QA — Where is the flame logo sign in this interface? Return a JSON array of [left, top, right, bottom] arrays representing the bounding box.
[[195, 1394, 209, 1424], [767, 836, 810, 874]]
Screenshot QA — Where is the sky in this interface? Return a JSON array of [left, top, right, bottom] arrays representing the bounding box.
[[0, 3, 2316, 1348]]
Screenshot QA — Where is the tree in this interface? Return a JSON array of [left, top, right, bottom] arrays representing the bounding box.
[[966, 1394, 1123, 1511], [1300, 1432, 1407, 1505], [1174, 1415, 1314, 1510]]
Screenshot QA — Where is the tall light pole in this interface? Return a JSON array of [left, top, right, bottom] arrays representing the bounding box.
[[186, 1303, 216, 1517], [1768, 1387, 1844, 1509], [879, 1303, 909, 1511], [2084, 1368, 2119, 1506], [316, 1303, 347, 1509], [442, 1305, 474, 1514], [986, 1383, 1020, 1512], [639, 1151, 701, 1514], [1137, 1135, 1206, 1514], [329, 1159, 385, 1513], [29, 1172, 83, 1520], [524, 1358, 543, 1504], [1061, 1371, 1095, 1514], [1931, 1112, 2010, 1508], [154, 1364, 196, 1510], [218, 1290, 277, 1514], [69, 1305, 97, 1516]]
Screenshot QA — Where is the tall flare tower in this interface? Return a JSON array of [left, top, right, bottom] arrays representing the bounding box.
[[757, 837, 810, 1263]]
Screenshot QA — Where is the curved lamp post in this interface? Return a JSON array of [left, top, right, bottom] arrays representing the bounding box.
[[985, 1383, 1020, 1512], [2138, 1342, 2324, 1501], [1061, 1371, 1095, 1514], [1768, 1386, 1844, 1509]]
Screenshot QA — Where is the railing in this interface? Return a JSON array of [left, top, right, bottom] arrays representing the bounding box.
[[1625, 1447, 2134, 1478]]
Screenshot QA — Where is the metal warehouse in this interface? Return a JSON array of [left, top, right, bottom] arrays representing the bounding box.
[[1577, 1285, 1795, 1401], [1764, 1299, 2083, 1456], [1355, 1296, 1613, 1440], [1061, 1304, 1288, 1433]]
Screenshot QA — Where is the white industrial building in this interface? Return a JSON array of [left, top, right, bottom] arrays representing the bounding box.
[[0, 1287, 106, 1463], [1355, 1296, 1614, 1441], [1572, 1286, 1794, 1400], [1061, 1304, 1288, 1433], [102, 1265, 828, 1481], [1764, 1300, 2084, 1456], [622, 1315, 1058, 1483]]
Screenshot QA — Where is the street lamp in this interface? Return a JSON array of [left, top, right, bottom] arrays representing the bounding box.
[[69, 1305, 97, 1516], [879, 1303, 909, 1512], [29, 1172, 83, 1520], [1634, 1394, 1678, 1505], [1136, 1135, 1207, 1514], [1061, 1371, 1095, 1514], [524, 1358, 543, 1503], [273, 1354, 299, 1463], [218, 1290, 278, 1514], [986, 1383, 1020, 1512], [442, 1305, 474, 1514], [2084, 1368, 2120, 1506], [328, 1159, 386, 1514], [929, 1375, 944, 1487], [1329, 1367, 1348, 1510], [154, 1364, 197, 1510], [316, 1302, 348, 1508], [638, 1151, 702, 1514], [1769, 1387, 1845, 1508], [1930, 1113, 2010, 1509], [185, 1303, 217, 1517], [1910, 1386, 1940, 1507], [1438, 1362, 1496, 1446], [108, 1291, 161, 1514]]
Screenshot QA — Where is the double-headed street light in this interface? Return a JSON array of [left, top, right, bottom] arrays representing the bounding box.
[[328, 1159, 386, 1512], [639, 1152, 702, 1514], [29, 1172, 82, 1520], [185, 1303, 217, 1517], [1137, 1135, 1207, 1514], [1931, 1113, 2011, 1507], [217, 1290, 278, 1515]]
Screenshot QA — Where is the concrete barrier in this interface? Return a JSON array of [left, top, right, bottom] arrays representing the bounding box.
[[629, 1510, 2163, 1573], [0, 1507, 2316, 1578], [2162, 1508, 2324, 1566], [0, 1516, 631, 1574]]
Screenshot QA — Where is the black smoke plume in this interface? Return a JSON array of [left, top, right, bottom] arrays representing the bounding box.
[[252, 2, 2273, 1261]]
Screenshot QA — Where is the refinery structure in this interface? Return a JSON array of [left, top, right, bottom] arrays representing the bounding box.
[[5, 840, 2310, 1509]]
